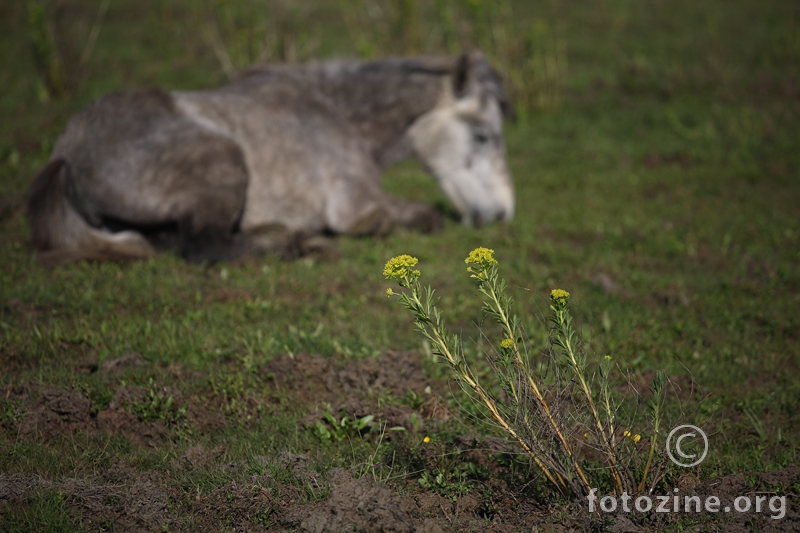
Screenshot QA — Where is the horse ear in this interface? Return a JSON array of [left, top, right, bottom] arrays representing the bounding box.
[[452, 52, 470, 98], [452, 50, 490, 98], [453, 50, 514, 119]]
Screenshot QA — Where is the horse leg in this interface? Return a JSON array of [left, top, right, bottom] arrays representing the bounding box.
[[330, 191, 443, 236], [322, 164, 395, 237], [378, 194, 443, 233], [326, 160, 443, 236], [137, 132, 258, 262]]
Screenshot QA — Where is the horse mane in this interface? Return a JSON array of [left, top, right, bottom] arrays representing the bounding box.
[[236, 55, 454, 82], [228, 53, 510, 166], [236, 52, 510, 117]]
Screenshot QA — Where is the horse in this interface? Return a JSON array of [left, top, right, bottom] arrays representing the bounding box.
[[27, 50, 515, 264]]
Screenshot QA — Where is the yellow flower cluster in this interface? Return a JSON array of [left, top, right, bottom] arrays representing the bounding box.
[[550, 289, 570, 305], [465, 247, 498, 280], [500, 338, 514, 349], [383, 255, 421, 282], [464, 247, 498, 268]]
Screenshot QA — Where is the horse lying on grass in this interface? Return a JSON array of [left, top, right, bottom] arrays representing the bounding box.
[[28, 50, 515, 264]]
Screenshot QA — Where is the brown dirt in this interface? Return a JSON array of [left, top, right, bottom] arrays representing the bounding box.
[[1, 351, 797, 532], [0, 472, 173, 533], [17, 387, 93, 440], [99, 352, 148, 375], [591, 271, 624, 296], [265, 351, 452, 433], [263, 350, 441, 403], [281, 468, 443, 533]]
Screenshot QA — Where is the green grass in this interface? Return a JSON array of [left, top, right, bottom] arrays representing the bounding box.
[[1, 0, 799, 530], [0, 489, 85, 533]]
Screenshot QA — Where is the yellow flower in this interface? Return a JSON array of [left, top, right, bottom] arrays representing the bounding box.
[[500, 338, 514, 350], [465, 247, 498, 281], [604, 355, 611, 361], [633, 434, 642, 443], [423, 436, 431, 444], [550, 289, 570, 305], [623, 430, 632, 438], [584, 432, 590, 440], [386, 288, 394, 297], [464, 247, 498, 268], [383, 255, 421, 283]]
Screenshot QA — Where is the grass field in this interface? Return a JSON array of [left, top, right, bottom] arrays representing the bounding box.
[[1, 0, 799, 531]]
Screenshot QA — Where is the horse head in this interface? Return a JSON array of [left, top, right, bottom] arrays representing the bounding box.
[[409, 50, 514, 226]]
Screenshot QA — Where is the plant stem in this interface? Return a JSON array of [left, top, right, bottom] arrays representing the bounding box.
[[638, 399, 662, 494], [406, 284, 567, 492], [485, 281, 592, 493], [554, 307, 626, 494]]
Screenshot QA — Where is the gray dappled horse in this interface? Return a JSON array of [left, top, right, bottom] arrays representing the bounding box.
[[28, 51, 515, 263]]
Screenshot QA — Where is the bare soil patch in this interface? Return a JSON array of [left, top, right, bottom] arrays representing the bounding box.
[[1, 351, 797, 531]]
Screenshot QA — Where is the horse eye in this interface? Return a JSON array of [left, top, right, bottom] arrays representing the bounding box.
[[472, 132, 489, 144]]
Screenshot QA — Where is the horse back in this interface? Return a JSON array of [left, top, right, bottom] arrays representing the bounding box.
[[50, 88, 248, 229], [173, 82, 376, 233]]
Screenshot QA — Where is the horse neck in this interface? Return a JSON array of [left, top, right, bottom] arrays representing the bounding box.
[[312, 58, 452, 167]]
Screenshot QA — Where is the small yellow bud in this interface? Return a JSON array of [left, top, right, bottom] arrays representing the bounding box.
[[500, 338, 514, 350], [386, 288, 394, 297], [623, 430, 632, 438], [633, 434, 642, 443], [423, 436, 431, 444]]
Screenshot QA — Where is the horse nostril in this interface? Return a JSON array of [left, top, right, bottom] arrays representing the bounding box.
[[467, 209, 509, 226]]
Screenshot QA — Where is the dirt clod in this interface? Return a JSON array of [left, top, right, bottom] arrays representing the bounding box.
[[18, 388, 92, 440], [99, 352, 148, 375], [284, 468, 442, 533]]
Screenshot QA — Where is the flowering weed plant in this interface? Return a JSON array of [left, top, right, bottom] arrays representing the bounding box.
[[384, 248, 669, 498]]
